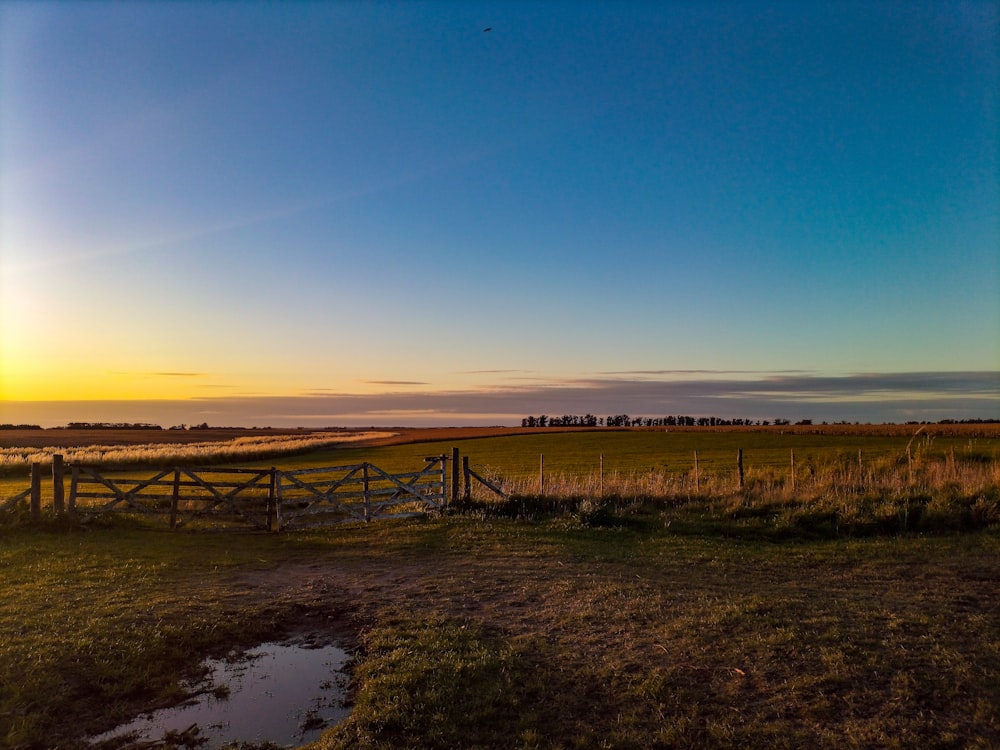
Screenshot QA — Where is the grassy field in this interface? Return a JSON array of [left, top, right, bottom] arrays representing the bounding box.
[[186, 425, 994, 481], [1, 426, 999, 748], [235, 426, 1000, 537], [7, 425, 998, 536], [2, 517, 998, 749]]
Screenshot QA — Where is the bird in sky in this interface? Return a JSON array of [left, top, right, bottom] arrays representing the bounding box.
[[483, 27, 491, 32]]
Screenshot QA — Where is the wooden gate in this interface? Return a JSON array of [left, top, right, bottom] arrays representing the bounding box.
[[68, 466, 276, 530], [277, 456, 447, 530], [64, 456, 447, 530]]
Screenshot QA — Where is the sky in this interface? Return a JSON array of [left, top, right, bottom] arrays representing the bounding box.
[[1, 0, 998, 428]]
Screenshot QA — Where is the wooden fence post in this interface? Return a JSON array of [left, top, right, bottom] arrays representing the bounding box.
[[790, 449, 796, 493], [30, 463, 41, 521], [363, 463, 371, 521], [599, 454, 604, 496], [694, 450, 700, 493], [451, 447, 460, 505], [539, 454, 545, 494], [68, 466, 78, 513], [170, 470, 181, 529], [272, 468, 283, 532], [52, 454, 65, 515], [267, 468, 278, 532], [737, 449, 745, 490], [463, 456, 471, 501]]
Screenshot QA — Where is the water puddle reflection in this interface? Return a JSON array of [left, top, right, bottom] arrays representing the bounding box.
[[92, 637, 351, 748]]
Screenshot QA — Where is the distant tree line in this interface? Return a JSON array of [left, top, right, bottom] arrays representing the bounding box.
[[520, 415, 806, 428], [0, 424, 43, 430], [933, 418, 1000, 424], [522, 415, 999, 428], [60, 422, 163, 430]]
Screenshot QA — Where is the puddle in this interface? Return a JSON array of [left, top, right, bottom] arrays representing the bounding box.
[[91, 637, 352, 749]]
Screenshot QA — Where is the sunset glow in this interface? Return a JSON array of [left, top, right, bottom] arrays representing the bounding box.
[[1, 1, 997, 427]]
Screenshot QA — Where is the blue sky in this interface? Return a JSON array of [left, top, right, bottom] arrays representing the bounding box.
[[1, 0, 997, 427]]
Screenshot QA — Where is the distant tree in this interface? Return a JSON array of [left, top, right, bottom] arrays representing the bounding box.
[[64, 422, 162, 430]]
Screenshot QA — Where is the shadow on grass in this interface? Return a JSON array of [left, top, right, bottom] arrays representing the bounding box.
[[322, 615, 612, 750], [454, 489, 1000, 543]]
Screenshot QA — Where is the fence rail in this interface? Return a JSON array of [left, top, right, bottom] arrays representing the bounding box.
[[461, 455, 508, 500], [0, 488, 31, 516]]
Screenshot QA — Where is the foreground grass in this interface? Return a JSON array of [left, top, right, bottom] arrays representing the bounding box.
[[0, 525, 309, 747], [2, 513, 999, 749]]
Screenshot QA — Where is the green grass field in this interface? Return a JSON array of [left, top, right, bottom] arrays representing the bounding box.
[[252, 428, 1000, 478]]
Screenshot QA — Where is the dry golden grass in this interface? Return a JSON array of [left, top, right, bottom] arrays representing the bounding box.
[[0, 431, 393, 474]]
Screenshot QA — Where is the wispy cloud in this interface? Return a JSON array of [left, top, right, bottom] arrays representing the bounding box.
[[4, 371, 997, 427], [458, 369, 532, 375], [596, 369, 814, 377], [361, 380, 430, 386]]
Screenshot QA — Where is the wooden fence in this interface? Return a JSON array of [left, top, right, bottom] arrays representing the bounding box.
[[278, 456, 447, 529], [59, 456, 449, 530], [68, 466, 278, 530], [0, 462, 44, 521], [0, 488, 31, 517], [1, 453, 471, 529], [461, 455, 507, 500]]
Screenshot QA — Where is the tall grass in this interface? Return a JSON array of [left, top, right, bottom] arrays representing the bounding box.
[[467, 448, 1000, 534], [474, 448, 998, 498], [0, 431, 390, 475]]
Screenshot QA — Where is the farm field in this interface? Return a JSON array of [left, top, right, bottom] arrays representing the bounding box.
[[274, 425, 1000, 476], [1, 426, 999, 748], [3, 424, 999, 534]]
